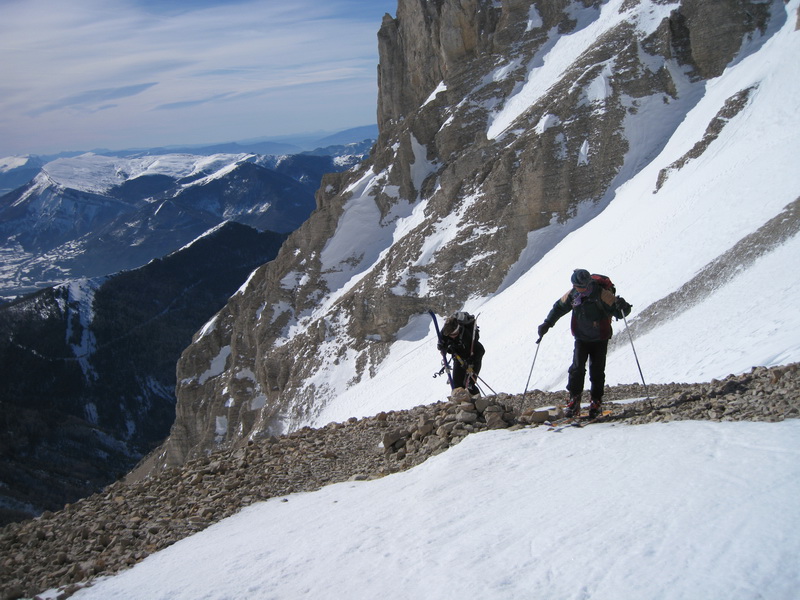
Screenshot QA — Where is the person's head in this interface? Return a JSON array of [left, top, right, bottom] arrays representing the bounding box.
[[571, 268, 592, 290], [441, 319, 461, 338]]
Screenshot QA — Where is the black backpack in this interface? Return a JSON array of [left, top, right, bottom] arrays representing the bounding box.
[[453, 311, 475, 327], [441, 311, 477, 338]]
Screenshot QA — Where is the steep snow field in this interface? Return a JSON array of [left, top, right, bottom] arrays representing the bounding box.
[[309, 1, 800, 427]]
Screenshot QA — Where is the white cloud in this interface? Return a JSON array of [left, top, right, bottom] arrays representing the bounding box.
[[0, 0, 395, 155]]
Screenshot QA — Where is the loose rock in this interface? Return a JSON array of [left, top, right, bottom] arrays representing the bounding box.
[[1, 363, 798, 600]]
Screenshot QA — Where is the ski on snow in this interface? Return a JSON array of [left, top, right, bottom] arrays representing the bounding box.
[[545, 409, 613, 432]]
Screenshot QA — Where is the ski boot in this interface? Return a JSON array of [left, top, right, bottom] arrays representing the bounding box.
[[588, 397, 602, 419], [564, 395, 581, 418]]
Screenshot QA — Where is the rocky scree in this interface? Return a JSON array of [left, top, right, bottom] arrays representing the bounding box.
[[1, 362, 798, 600]]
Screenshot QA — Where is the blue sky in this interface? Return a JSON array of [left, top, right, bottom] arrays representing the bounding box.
[[0, 0, 396, 157]]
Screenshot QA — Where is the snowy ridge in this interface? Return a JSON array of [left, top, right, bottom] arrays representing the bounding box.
[[0, 155, 34, 172], [40, 152, 257, 194]]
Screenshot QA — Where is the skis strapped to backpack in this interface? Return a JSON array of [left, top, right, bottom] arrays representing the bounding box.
[[429, 310, 454, 387]]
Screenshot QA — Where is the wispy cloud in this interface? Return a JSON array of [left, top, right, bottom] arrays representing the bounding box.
[[27, 83, 159, 116], [0, 0, 396, 155], [155, 92, 234, 111]]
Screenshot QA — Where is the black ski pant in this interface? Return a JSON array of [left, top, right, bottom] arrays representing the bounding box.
[[453, 359, 481, 395], [451, 343, 484, 395], [567, 339, 608, 400]]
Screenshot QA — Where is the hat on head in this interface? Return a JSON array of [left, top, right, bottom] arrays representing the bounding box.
[[441, 318, 461, 337], [571, 269, 592, 287]]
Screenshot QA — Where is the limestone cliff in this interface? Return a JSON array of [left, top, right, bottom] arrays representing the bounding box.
[[153, 0, 783, 468]]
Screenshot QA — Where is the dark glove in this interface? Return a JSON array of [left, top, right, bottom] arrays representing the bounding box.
[[615, 296, 632, 316], [437, 339, 451, 353], [537, 323, 550, 338]]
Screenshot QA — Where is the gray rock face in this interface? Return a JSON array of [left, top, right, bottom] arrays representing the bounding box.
[[157, 0, 784, 469]]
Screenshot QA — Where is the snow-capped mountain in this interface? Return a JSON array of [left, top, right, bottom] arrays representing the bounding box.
[[0, 143, 370, 300], [0, 155, 44, 196], [151, 0, 800, 469], [0, 132, 375, 522], [2, 3, 799, 596]]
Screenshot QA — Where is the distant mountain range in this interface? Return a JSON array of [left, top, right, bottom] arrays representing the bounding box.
[[0, 124, 378, 193], [0, 127, 375, 524], [0, 129, 375, 300]]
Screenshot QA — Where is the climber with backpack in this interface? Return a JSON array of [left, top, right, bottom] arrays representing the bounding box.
[[537, 269, 632, 418], [437, 311, 485, 397]]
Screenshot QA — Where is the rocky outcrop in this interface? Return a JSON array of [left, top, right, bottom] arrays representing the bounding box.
[[376, 0, 501, 129], [158, 0, 786, 471], [1, 363, 798, 600]]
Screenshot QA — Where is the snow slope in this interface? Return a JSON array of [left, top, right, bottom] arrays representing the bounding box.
[[303, 1, 800, 427], [68, 419, 800, 600]]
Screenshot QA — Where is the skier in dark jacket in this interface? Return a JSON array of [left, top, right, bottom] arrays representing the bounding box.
[[537, 269, 632, 418], [437, 311, 485, 396]]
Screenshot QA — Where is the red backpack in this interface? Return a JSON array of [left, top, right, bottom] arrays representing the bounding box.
[[591, 274, 615, 294]]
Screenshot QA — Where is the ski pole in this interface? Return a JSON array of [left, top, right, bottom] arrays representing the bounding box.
[[474, 373, 497, 396], [454, 354, 498, 396], [622, 314, 649, 399], [467, 370, 485, 397], [522, 336, 542, 401]]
